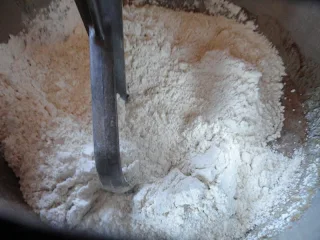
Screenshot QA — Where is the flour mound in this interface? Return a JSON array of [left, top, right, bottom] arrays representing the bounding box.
[[0, 1, 306, 239]]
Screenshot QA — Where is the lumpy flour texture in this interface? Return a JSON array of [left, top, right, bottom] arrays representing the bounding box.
[[0, 1, 308, 239]]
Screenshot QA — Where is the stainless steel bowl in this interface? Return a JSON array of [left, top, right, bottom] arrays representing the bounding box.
[[0, 0, 319, 239]]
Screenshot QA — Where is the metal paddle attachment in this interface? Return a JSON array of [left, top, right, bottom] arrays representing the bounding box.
[[75, 0, 131, 193]]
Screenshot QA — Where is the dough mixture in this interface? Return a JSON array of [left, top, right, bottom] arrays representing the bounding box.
[[0, 0, 316, 239]]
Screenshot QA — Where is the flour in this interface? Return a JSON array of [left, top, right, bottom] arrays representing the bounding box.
[[0, 0, 312, 239]]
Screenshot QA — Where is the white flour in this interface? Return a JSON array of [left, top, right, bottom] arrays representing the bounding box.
[[0, 0, 310, 239]]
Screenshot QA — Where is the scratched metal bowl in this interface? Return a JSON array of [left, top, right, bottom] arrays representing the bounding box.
[[0, 0, 319, 239]]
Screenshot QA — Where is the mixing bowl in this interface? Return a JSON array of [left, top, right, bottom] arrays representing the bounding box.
[[0, 0, 319, 239]]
